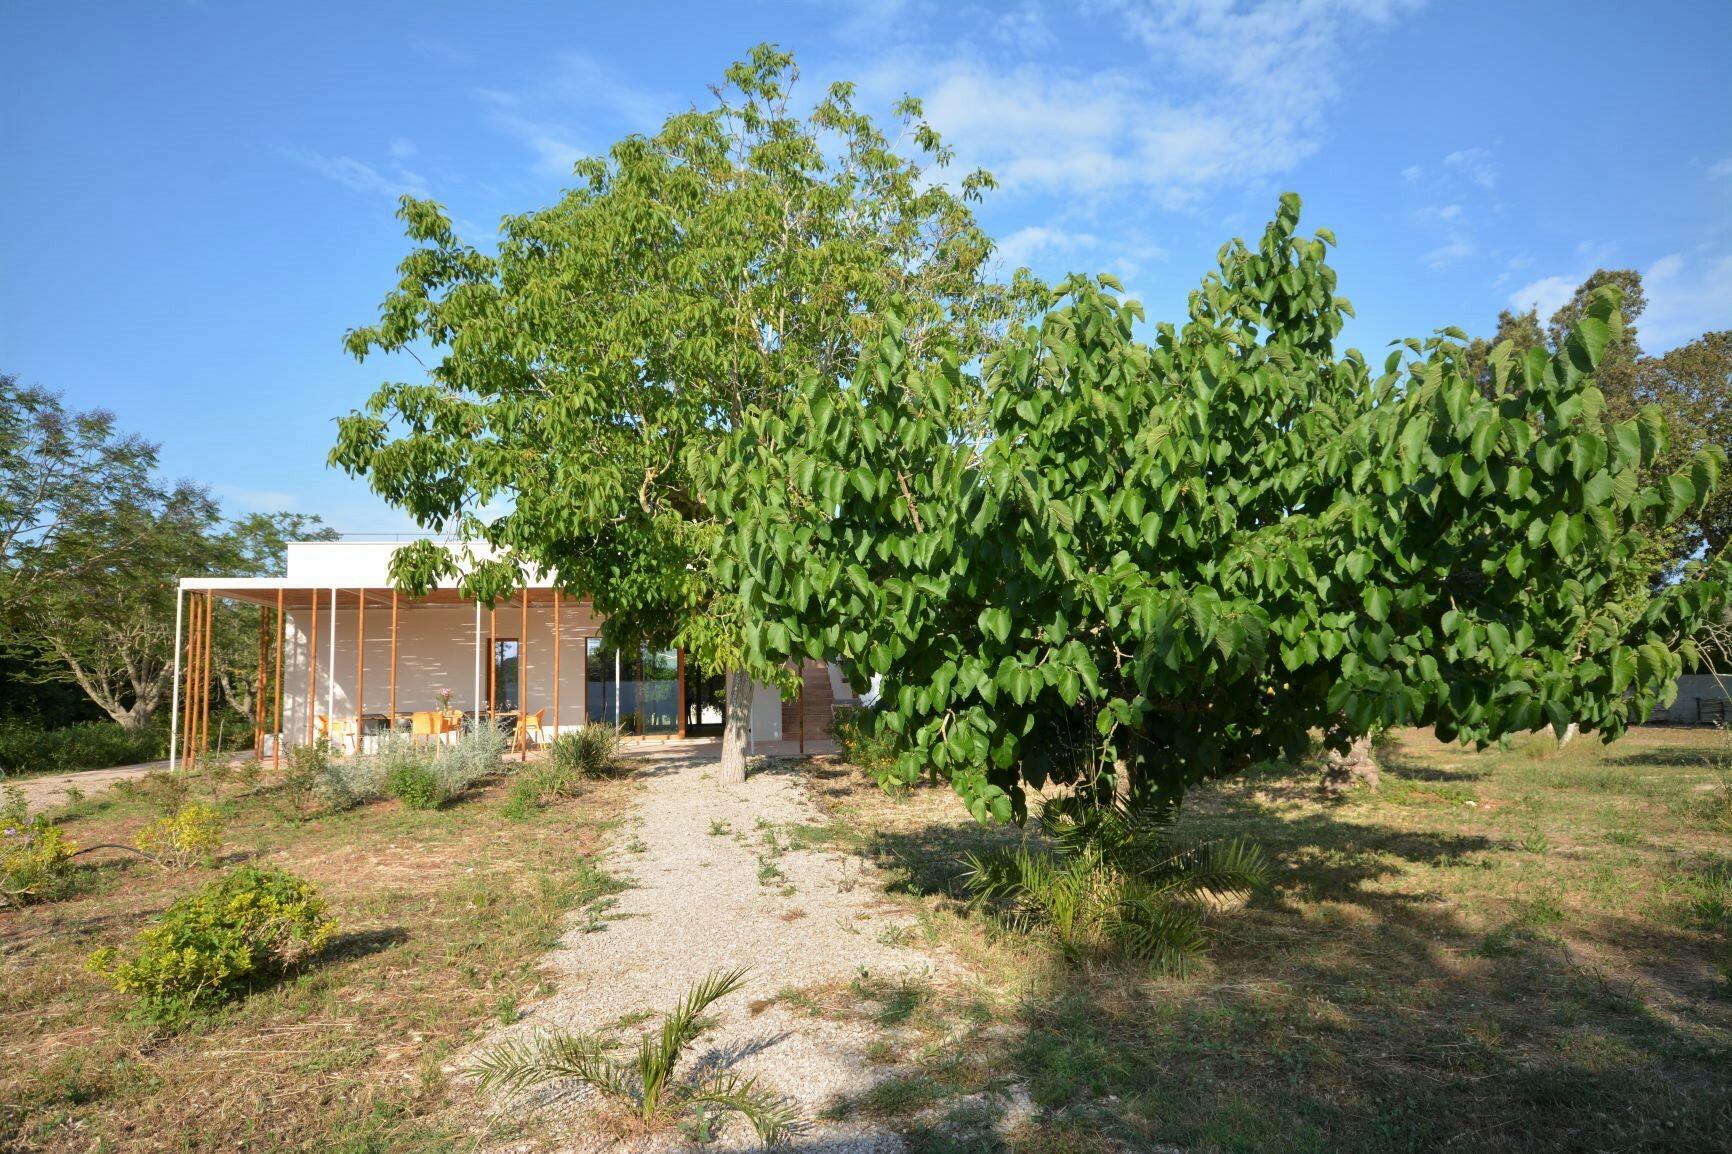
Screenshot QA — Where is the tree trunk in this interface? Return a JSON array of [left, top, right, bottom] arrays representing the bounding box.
[[1556, 722, 1580, 749], [1320, 732, 1379, 792], [717, 668, 753, 784]]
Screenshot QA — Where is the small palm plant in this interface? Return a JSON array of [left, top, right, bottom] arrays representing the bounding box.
[[961, 794, 1268, 975], [472, 968, 797, 1145]]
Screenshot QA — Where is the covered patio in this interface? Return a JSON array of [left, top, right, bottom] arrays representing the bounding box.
[[168, 539, 832, 772]]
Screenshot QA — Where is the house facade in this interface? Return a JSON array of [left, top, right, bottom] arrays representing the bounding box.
[[171, 539, 847, 765]]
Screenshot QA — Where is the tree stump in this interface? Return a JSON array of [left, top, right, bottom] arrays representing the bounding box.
[[1320, 732, 1379, 792]]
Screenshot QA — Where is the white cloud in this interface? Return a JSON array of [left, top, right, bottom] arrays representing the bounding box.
[[1506, 250, 1730, 350], [1708, 157, 1732, 179], [1642, 250, 1732, 351], [859, 0, 1420, 207], [1508, 273, 1578, 321], [991, 1, 1054, 49], [1444, 146, 1496, 189], [478, 53, 674, 178], [994, 224, 1167, 280], [1415, 202, 1463, 223], [1422, 239, 1474, 269], [996, 225, 1104, 269], [278, 147, 429, 199], [1401, 164, 1423, 183], [213, 484, 302, 512], [387, 137, 418, 160]]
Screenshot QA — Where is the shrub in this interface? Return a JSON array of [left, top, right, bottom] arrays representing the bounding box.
[[831, 704, 898, 775], [474, 969, 796, 1145], [318, 742, 391, 812], [962, 795, 1267, 976], [138, 768, 191, 815], [88, 865, 338, 1022], [0, 720, 163, 776], [276, 741, 327, 819], [551, 722, 622, 778], [2, 785, 76, 907], [432, 724, 507, 792], [385, 757, 443, 809], [134, 803, 224, 869]]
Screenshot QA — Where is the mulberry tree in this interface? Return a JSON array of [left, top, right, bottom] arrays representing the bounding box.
[[716, 195, 1726, 821]]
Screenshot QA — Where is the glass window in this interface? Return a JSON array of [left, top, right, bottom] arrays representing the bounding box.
[[492, 639, 519, 712]]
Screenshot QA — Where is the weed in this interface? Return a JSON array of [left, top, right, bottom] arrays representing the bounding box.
[[474, 969, 797, 1145]]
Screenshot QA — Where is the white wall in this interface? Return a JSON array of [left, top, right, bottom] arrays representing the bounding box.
[[749, 678, 782, 743]]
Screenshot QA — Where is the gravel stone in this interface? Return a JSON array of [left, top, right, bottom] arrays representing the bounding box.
[[480, 747, 947, 1151]]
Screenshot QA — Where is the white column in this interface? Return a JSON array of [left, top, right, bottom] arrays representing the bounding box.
[[614, 648, 622, 728], [168, 585, 185, 768], [473, 601, 483, 727], [326, 587, 337, 737]]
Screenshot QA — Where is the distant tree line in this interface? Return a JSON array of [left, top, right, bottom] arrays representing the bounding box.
[[0, 373, 334, 739]]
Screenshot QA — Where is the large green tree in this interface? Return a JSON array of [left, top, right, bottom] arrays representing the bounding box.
[[331, 46, 1020, 780], [716, 196, 1726, 821], [2, 373, 335, 731], [1469, 270, 1730, 564]]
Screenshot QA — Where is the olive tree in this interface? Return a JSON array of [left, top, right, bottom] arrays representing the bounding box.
[[716, 195, 1726, 821], [331, 46, 1017, 780]]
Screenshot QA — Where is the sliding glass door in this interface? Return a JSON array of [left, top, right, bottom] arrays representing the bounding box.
[[586, 639, 681, 736]]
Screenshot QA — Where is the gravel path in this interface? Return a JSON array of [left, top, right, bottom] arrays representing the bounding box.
[[8, 760, 167, 809], [483, 748, 943, 1151]]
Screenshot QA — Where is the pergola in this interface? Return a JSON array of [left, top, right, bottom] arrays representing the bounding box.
[[166, 580, 668, 770]]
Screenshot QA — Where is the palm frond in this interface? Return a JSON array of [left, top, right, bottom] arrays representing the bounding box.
[[640, 967, 751, 1115], [470, 1029, 620, 1097], [681, 1070, 800, 1145]]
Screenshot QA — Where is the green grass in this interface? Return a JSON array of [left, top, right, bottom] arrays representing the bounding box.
[[0, 755, 633, 1152], [797, 726, 1732, 1153]]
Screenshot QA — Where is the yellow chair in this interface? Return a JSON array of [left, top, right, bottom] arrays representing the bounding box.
[[410, 711, 438, 747], [517, 709, 548, 752]]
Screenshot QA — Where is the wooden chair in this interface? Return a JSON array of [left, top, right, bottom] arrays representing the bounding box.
[[410, 711, 438, 747], [516, 709, 547, 753], [437, 710, 464, 745]]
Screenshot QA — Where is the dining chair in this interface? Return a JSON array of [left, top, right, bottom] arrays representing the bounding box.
[[518, 708, 547, 752]]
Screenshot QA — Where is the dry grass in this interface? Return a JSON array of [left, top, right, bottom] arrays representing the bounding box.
[[1, 757, 634, 1153], [794, 727, 1732, 1153]]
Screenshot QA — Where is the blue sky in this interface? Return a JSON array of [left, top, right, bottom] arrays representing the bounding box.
[[3, 0, 1729, 533]]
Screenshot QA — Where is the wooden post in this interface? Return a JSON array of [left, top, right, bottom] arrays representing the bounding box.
[[488, 606, 497, 719], [389, 589, 399, 732], [519, 587, 528, 760], [799, 662, 807, 755], [306, 589, 319, 745], [274, 588, 284, 770], [356, 588, 366, 751], [552, 590, 561, 741]]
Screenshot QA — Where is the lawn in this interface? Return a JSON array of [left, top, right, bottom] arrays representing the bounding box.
[[792, 725, 1732, 1153], [0, 758, 632, 1152]]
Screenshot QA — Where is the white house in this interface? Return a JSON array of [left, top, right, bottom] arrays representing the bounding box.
[[170, 539, 849, 766]]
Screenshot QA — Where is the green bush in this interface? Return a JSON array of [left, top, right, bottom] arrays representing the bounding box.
[[385, 757, 443, 809], [2, 785, 77, 906], [431, 724, 507, 793], [831, 705, 899, 774], [551, 722, 621, 778], [134, 802, 224, 869], [88, 865, 338, 1022], [277, 741, 328, 819], [962, 796, 1267, 976], [0, 720, 163, 776]]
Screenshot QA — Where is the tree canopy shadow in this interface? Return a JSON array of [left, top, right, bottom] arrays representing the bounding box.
[[833, 772, 1732, 1153]]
